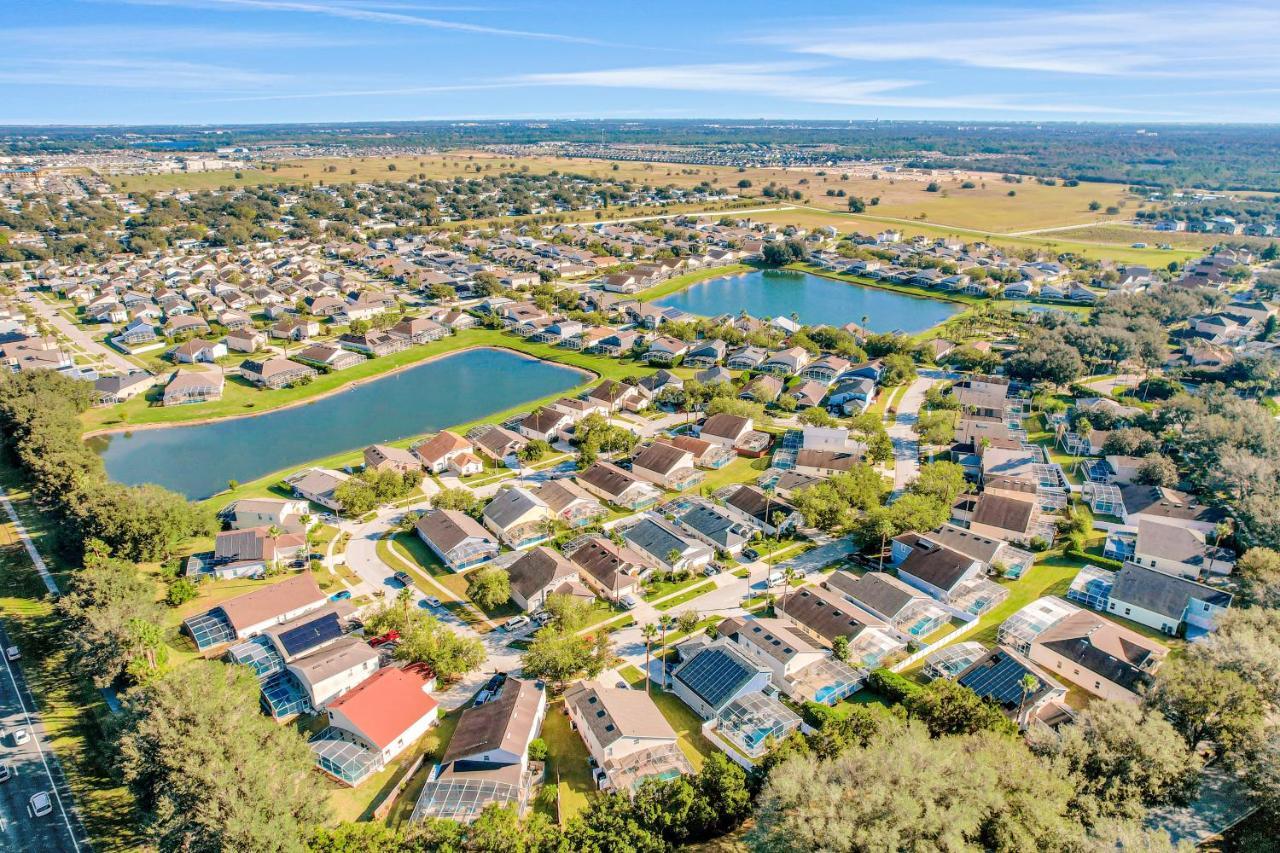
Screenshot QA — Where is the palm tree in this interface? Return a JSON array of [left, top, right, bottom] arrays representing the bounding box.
[[1016, 673, 1039, 728], [1206, 520, 1234, 577], [658, 614, 675, 686], [640, 623, 658, 695], [780, 566, 799, 608], [396, 585, 413, 616]]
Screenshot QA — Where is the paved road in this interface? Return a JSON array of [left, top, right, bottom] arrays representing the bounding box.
[[0, 626, 86, 853], [886, 369, 955, 497], [25, 290, 141, 376]]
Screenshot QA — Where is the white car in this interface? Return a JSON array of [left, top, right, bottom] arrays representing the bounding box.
[[0, 762, 11, 782], [619, 593, 639, 610], [423, 596, 442, 608], [5, 646, 19, 661], [12, 728, 30, 746], [503, 615, 531, 633], [30, 790, 52, 817]]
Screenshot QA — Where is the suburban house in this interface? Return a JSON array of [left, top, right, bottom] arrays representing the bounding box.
[[530, 480, 606, 530], [576, 461, 661, 511], [518, 406, 574, 443], [1117, 485, 1226, 535], [563, 681, 693, 793], [891, 532, 1007, 615], [161, 369, 224, 406], [285, 467, 350, 512], [1132, 519, 1234, 579], [471, 425, 527, 464], [918, 524, 1035, 579], [500, 546, 593, 612], [240, 357, 317, 389], [775, 585, 906, 668], [718, 484, 800, 535], [283, 631, 381, 710], [822, 571, 951, 640], [955, 647, 1068, 727], [413, 431, 478, 475], [171, 338, 227, 364], [667, 434, 735, 470], [718, 614, 867, 704], [622, 515, 714, 573], [412, 678, 547, 823], [1106, 561, 1233, 638], [294, 344, 366, 372], [311, 664, 439, 787], [183, 573, 328, 651], [224, 497, 310, 533], [670, 637, 773, 720], [482, 486, 553, 549], [963, 490, 1041, 546], [388, 316, 448, 344], [1027, 610, 1168, 703], [629, 441, 702, 491], [567, 536, 651, 602], [699, 413, 753, 448], [363, 444, 421, 475], [225, 328, 267, 353], [415, 509, 500, 572], [676, 502, 755, 557], [197, 526, 307, 579], [92, 371, 157, 405]]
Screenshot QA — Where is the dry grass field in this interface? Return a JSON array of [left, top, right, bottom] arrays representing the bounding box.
[[106, 150, 1137, 233]]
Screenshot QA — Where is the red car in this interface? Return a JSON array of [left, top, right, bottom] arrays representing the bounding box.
[[368, 630, 400, 648]]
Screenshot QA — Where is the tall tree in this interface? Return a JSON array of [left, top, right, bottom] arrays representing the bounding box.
[[116, 661, 326, 852]]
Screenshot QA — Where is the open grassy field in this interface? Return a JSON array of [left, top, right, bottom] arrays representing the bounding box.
[[749, 207, 1202, 266], [1041, 222, 1276, 252], [106, 149, 1141, 235]]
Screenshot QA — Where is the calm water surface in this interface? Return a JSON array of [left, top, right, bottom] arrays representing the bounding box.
[[90, 348, 583, 499], [654, 269, 960, 332]]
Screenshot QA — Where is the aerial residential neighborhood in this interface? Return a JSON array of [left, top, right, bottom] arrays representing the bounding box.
[[3, 3, 1280, 852]]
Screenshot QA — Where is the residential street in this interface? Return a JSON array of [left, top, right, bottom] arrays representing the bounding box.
[[25, 292, 143, 376], [886, 369, 955, 496]]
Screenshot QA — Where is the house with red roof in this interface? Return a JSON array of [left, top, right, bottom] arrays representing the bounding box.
[[310, 663, 438, 786]]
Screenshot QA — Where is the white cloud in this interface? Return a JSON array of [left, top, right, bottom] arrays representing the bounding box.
[[759, 3, 1280, 79], [0, 58, 290, 90], [1, 25, 358, 50], [113, 0, 608, 44], [513, 62, 1165, 115]]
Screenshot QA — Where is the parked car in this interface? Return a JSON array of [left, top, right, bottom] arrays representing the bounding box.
[[369, 630, 401, 648], [30, 790, 52, 817], [0, 762, 10, 783], [421, 596, 442, 609], [703, 563, 721, 577], [742, 548, 760, 561], [5, 646, 20, 661], [620, 593, 639, 610], [328, 590, 352, 602], [503, 615, 531, 633], [393, 571, 413, 587], [532, 610, 553, 626], [11, 728, 29, 746], [767, 570, 785, 587]]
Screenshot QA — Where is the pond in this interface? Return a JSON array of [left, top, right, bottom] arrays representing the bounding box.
[[89, 348, 585, 500], [652, 268, 960, 332]]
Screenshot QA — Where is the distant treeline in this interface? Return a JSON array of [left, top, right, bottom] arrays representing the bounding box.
[[6, 120, 1280, 191]]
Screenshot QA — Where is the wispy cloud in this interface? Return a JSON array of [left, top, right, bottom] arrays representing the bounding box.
[[0, 58, 290, 90], [758, 4, 1280, 78], [113, 0, 608, 44], [513, 62, 1164, 116], [1, 25, 359, 50]]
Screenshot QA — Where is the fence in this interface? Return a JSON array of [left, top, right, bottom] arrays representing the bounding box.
[[371, 752, 429, 821]]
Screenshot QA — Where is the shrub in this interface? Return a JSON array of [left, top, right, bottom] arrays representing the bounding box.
[[528, 737, 548, 761], [166, 577, 199, 607], [867, 668, 922, 703]]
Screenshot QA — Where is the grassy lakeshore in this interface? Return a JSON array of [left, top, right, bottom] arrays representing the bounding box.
[[636, 263, 752, 302], [81, 329, 634, 434]]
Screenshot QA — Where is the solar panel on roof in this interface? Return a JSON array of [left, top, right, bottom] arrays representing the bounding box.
[[957, 652, 1040, 709], [676, 648, 753, 709], [277, 612, 342, 658]]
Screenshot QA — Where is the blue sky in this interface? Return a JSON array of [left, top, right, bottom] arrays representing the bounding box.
[[4, 1, 1280, 125]]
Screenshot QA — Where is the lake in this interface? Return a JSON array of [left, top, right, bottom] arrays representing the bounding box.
[[653, 268, 960, 332], [89, 348, 584, 500]]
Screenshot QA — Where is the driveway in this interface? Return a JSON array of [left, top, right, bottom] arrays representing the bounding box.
[[26, 291, 142, 376]]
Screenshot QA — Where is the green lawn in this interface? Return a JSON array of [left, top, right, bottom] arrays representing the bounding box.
[[653, 581, 716, 611], [643, 573, 710, 602], [617, 667, 718, 771], [694, 456, 770, 494], [381, 708, 461, 829], [637, 264, 753, 302], [537, 701, 596, 823]]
